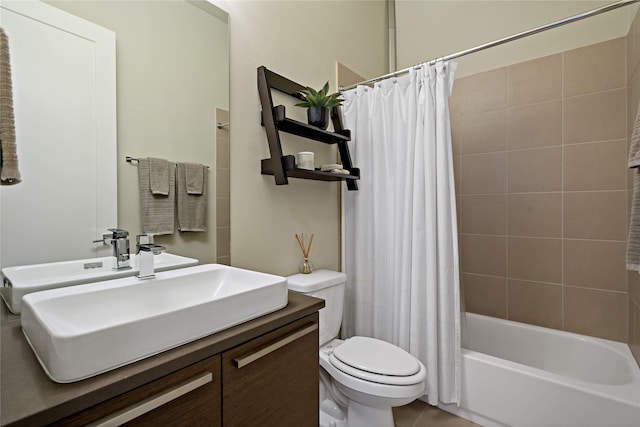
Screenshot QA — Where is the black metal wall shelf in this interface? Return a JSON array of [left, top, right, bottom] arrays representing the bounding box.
[[258, 66, 359, 191]]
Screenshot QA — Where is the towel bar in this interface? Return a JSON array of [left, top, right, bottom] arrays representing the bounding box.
[[126, 156, 209, 169]]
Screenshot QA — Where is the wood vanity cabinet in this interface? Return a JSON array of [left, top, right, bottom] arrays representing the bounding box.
[[52, 355, 222, 427], [222, 313, 319, 427], [50, 313, 319, 427]]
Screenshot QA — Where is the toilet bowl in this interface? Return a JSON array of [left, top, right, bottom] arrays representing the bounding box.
[[287, 270, 426, 427], [321, 338, 426, 426]]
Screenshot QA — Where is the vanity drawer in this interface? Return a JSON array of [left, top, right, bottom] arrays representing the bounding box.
[[52, 355, 221, 427], [222, 313, 319, 427]]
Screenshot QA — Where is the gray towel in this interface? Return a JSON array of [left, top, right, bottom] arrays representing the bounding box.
[[629, 103, 640, 168], [149, 157, 170, 195], [627, 101, 640, 271], [139, 158, 175, 235], [0, 27, 21, 185], [185, 162, 205, 195], [177, 162, 207, 232]]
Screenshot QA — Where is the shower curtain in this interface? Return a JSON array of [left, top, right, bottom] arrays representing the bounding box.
[[341, 62, 461, 405]]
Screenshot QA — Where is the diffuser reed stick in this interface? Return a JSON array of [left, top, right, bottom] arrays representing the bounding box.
[[295, 233, 314, 273]]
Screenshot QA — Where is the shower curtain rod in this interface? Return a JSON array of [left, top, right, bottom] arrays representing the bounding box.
[[340, 0, 639, 91]]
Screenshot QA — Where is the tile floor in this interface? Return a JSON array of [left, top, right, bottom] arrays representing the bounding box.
[[393, 400, 482, 427]]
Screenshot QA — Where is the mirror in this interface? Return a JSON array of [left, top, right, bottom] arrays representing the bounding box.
[[0, 1, 229, 273]]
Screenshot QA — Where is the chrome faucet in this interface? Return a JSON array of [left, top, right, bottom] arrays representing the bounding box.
[[97, 228, 131, 271], [137, 243, 165, 280], [135, 234, 155, 255]]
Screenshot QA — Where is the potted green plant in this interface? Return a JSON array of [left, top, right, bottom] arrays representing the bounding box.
[[295, 81, 342, 130]]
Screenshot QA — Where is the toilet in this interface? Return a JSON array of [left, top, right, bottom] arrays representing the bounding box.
[[287, 270, 426, 427]]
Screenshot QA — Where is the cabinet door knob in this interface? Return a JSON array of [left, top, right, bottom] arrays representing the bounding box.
[[233, 322, 318, 369], [88, 372, 212, 427]]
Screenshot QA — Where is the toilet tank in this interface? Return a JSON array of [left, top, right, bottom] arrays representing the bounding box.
[[287, 270, 346, 346]]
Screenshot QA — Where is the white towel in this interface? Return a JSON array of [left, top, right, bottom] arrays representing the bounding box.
[[0, 27, 21, 185], [139, 158, 175, 235], [627, 101, 640, 271], [177, 162, 207, 232]]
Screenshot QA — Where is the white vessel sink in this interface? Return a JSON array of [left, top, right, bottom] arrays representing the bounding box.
[[1, 253, 198, 313], [21, 264, 288, 383]]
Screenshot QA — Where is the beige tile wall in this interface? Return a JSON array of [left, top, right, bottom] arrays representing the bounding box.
[[216, 108, 230, 265], [452, 37, 630, 343], [628, 10, 640, 366]]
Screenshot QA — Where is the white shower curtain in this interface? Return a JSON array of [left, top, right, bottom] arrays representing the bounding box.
[[341, 62, 461, 405]]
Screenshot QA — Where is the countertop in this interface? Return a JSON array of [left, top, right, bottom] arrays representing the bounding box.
[[1, 291, 324, 426]]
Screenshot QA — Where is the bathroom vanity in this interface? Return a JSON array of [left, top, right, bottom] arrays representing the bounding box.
[[0, 291, 323, 426]]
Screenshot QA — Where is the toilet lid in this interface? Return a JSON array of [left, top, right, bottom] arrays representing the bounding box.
[[331, 336, 421, 378]]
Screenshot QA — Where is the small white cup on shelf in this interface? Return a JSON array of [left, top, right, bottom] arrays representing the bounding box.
[[296, 151, 315, 170]]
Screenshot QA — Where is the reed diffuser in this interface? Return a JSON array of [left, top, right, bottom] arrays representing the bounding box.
[[295, 233, 314, 274]]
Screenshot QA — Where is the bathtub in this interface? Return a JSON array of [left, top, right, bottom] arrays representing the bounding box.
[[438, 313, 640, 426]]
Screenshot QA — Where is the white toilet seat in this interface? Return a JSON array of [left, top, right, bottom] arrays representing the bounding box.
[[329, 337, 424, 386], [320, 339, 426, 401]]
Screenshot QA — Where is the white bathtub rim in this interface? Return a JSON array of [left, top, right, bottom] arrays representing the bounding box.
[[462, 348, 640, 407], [462, 312, 640, 407], [451, 314, 640, 426], [465, 312, 637, 359], [464, 312, 634, 359], [463, 313, 640, 383]]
